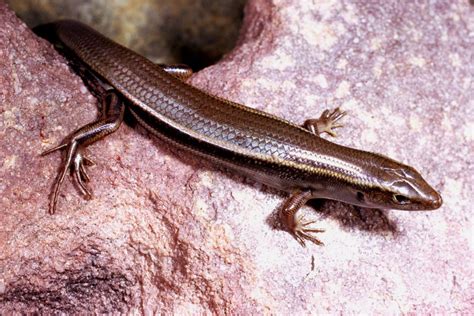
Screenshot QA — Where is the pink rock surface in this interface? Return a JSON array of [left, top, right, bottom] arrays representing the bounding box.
[[1, 0, 472, 313]]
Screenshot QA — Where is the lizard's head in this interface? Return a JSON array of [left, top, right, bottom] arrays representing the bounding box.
[[351, 160, 442, 211]]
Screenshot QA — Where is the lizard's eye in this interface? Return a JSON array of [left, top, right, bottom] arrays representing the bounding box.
[[356, 192, 365, 202], [393, 194, 410, 204]]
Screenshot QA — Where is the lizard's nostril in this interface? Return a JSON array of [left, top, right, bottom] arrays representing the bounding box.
[[431, 193, 443, 209]]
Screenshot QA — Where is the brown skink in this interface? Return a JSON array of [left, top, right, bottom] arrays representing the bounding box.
[[35, 20, 442, 246]]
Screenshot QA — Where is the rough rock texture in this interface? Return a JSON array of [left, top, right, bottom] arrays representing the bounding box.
[[1, 0, 473, 314], [6, 0, 247, 70]]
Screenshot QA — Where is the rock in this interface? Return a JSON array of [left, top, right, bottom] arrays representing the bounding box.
[[0, 0, 472, 313], [5, 0, 247, 70]]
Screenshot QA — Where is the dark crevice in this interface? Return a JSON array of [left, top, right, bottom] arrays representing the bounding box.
[[7, 0, 248, 71], [0, 269, 133, 313]]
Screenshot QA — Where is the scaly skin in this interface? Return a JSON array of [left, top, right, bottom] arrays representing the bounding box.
[[35, 20, 442, 246]]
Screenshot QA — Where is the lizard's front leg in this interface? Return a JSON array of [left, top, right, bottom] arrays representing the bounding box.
[[281, 190, 325, 247]]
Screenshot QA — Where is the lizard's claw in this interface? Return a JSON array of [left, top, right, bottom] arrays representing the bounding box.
[[317, 107, 346, 137], [304, 107, 346, 137], [290, 214, 325, 247], [42, 139, 93, 214]]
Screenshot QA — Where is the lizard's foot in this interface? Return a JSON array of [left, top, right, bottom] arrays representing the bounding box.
[[304, 107, 346, 137], [281, 190, 325, 247], [42, 138, 95, 214], [41, 89, 124, 215], [291, 214, 325, 247]]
